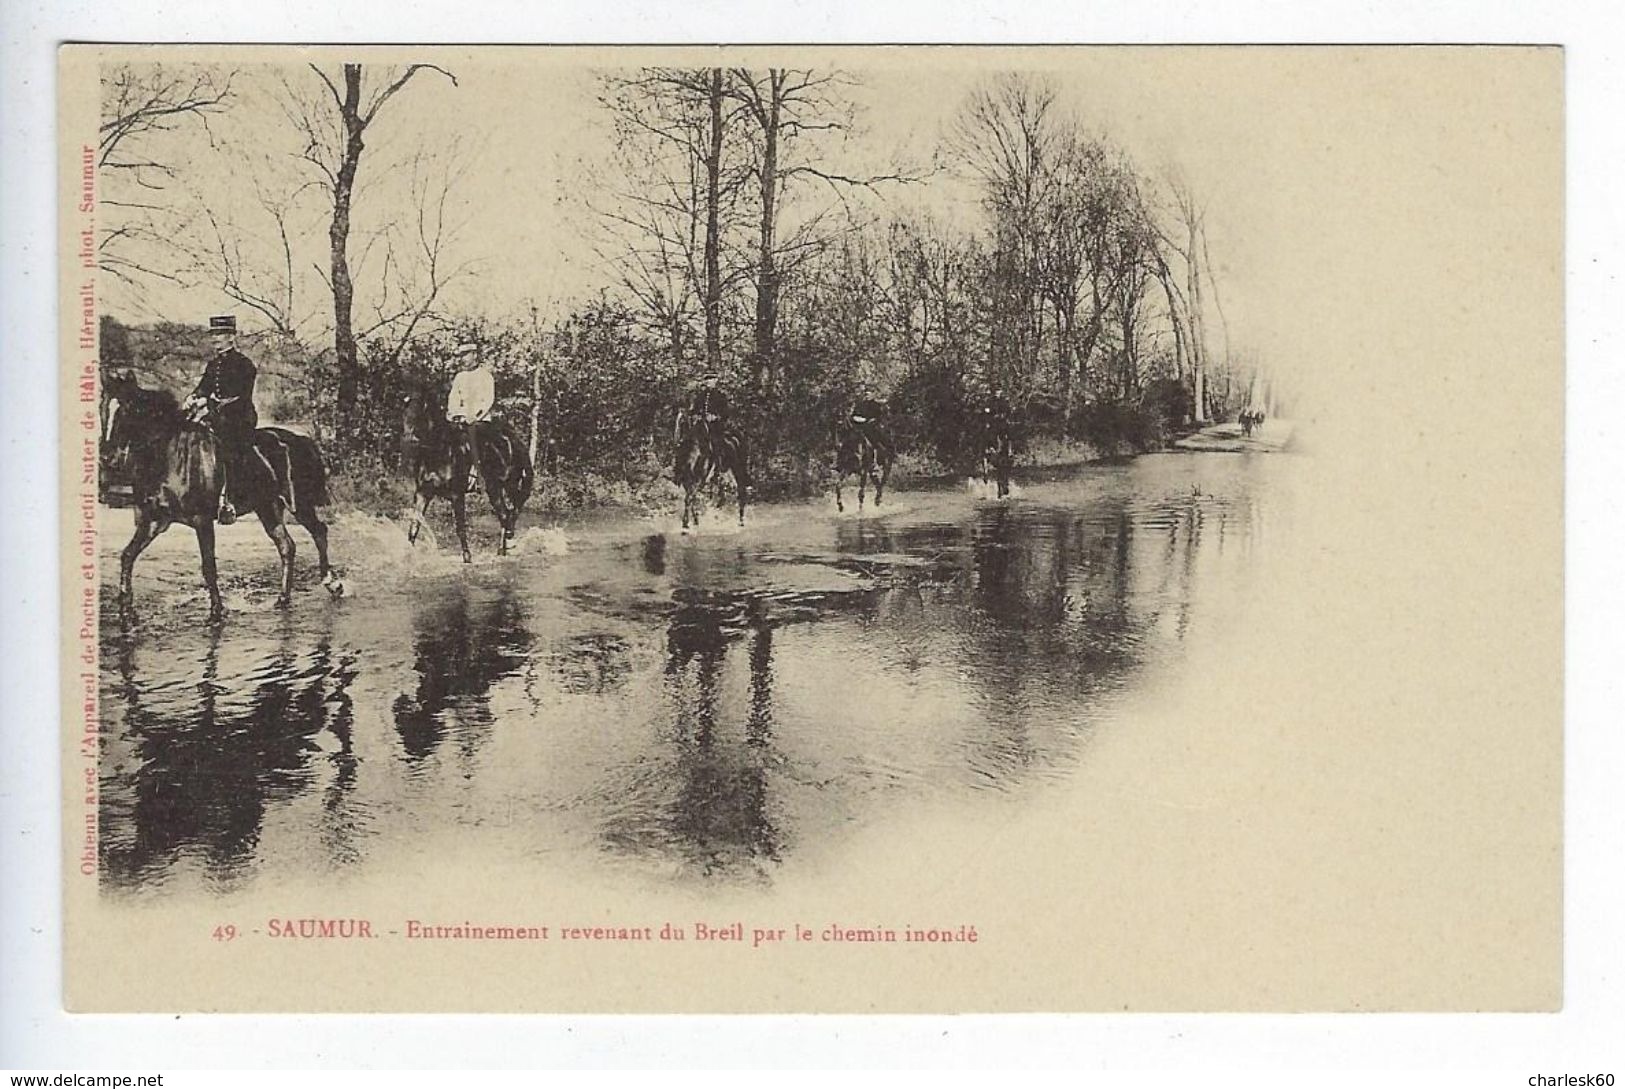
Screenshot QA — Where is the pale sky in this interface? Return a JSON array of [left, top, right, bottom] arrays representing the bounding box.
[[99, 46, 1564, 414]]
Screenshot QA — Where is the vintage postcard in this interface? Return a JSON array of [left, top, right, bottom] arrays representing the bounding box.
[[59, 44, 1562, 1013]]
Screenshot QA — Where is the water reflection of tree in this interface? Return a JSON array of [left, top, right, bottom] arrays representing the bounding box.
[[652, 591, 781, 878], [100, 623, 359, 890], [391, 580, 531, 769], [951, 498, 1185, 780]]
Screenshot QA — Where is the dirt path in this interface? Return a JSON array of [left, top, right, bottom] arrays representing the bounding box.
[[1174, 418, 1295, 453]]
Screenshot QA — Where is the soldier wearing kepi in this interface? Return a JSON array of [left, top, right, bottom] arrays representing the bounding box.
[[185, 315, 260, 524], [446, 337, 496, 491]]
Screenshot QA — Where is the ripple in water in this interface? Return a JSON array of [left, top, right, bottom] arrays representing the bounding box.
[[97, 455, 1283, 893]]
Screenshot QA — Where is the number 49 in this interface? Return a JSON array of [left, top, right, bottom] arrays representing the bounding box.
[[212, 924, 238, 942]]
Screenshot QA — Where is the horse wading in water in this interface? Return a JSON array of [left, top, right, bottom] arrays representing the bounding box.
[[832, 396, 894, 513], [100, 370, 342, 624], [403, 382, 534, 562], [674, 382, 749, 530], [977, 394, 1016, 499]]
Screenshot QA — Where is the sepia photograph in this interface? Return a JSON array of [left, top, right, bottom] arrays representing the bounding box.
[[56, 44, 1563, 1014]]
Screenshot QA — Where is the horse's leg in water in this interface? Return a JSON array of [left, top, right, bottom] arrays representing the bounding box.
[[451, 490, 472, 563], [679, 447, 698, 531], [194, 518, 225, 623], [833, 467, 845, 513], [408, 489, 433, 546], [296, 507, 343, 596], [257, 506, 297, 608], [733, 446, 749, 527], [875, 451, 890, 507], [117, 507, 165, 623], [857, 446, 869, 512], [488, 470, 512, 556]]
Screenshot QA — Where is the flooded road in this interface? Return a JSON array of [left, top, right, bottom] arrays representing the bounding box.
[[96, 453, 1292, 897]]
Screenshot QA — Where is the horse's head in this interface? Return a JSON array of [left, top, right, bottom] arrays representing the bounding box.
[[402, 382, 469, 501], [99, 370, 139, 470], [401, 382, 453, 445], [100, 373, 183, 475]]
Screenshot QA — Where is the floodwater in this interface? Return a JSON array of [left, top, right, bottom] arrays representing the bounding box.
[[96, 453, 1291, 897]]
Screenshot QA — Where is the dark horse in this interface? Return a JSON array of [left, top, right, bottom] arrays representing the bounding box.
[[832, 397, 894, 513], [674, 411, 749, 531], [100, 370, 341, 623], [402, 387, 534, 562], [976, 395, 1016, 499]]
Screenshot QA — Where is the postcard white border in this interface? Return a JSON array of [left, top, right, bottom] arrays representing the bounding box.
[[3, 0, 1623, 1070]]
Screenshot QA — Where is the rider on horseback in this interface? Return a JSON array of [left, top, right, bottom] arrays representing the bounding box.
[[678, 372, 732, 447], [185, 315, 267, 525], [847, 393, 888, 444], [447, 337, 496, 492]]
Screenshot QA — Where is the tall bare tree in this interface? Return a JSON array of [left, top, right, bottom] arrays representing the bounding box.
[[292, 62, 459, 430], [592, 68, 751, 374], [1151, 168, 1236, 423], [948, 73, 1060, 397], [727, 68, 911, 392], [1034, 134, 1143, 417]]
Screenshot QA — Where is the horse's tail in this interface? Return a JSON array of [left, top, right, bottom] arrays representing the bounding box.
[[727, 427, 750, 489]]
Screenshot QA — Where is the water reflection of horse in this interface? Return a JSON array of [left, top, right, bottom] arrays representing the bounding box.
[[99, 626, 359, 888], [100, 370, 342, 623], [391, 580, 532, 765], [832, 397, 894, 513], [673, 394, 749, 530], [402, 386, 534, 562]]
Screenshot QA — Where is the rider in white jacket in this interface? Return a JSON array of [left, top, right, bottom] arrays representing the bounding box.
[[447, 339, 495, 487]]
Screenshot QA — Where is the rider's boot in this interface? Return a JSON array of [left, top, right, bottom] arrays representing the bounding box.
[[218, 462, 237, 525]]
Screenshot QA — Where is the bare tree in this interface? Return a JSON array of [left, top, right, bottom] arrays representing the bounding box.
[[1158, 171, 1211, 422], [591, 68, 753, 373], [98, 64, 236, 301], [357, 144, 479, 369], [188, 163, 317, 343], [947, 74, 1062, 398], [727, 68, 914, 392], [290, 62, 459, 430], [1033, 134, 1144, 418]]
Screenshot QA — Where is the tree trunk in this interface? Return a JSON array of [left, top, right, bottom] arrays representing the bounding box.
[[529, 359, 543, 468], [1077, 294, 1105, 408], [1185, 226, 1208, 424], [331, 65, 365, 433], [702, 67, 724, 374], [527, 308, 543, 467], [1120, 304, 1138, 402], [1056, 301, 1074, 423], [751, 73, 781, 394], [1156, 270, 1191, 421]]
